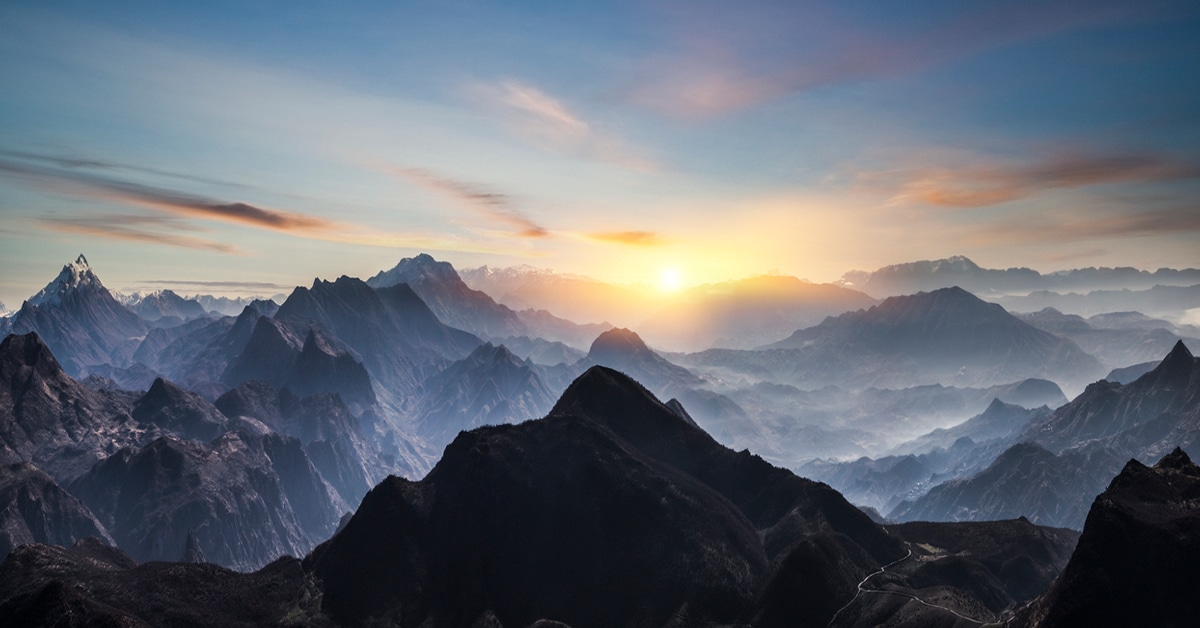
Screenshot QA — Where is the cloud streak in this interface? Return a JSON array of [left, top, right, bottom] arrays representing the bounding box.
[[0, 157, 333, 232], [880, 153, 1200, 207], [470, 80, 658, 172], [972, 205, 1200, 245], [36, 215, 239, 253], [0, 149, 253, 190], [394, 167, 549, 238], [584, 231, 665, 246]]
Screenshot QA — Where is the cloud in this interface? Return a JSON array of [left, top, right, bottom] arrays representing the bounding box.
[[0, 149, 253, 190], [393, 167, 549, 238], [0, 157, 333, 232], [36, 215, 239, 253], [972, 205, 1200, 245], [137, 279, 291, 290], [469, 80, 658, 172], [881, 153, 1200, 208], [584, 231, 665, 246], [629, 0, 1184, 116]]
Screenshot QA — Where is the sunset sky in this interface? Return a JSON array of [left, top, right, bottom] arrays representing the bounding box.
[[2, 0, 1199, 307]]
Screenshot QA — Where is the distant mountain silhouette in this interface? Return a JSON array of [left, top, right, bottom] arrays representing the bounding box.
[[577, 327, 703, 394], [687, 286, 1103, 392], [1019, 307, 1195, 370], [121, 289, 208, 322], [459, 263, 646, 327], [8, 256, 147, 376], [841, 255, 1200, 298], [889, 442, 1125, 529], [637, 274, 877, 351], [275, 275, 480, 404], [411, 342, 557, 453], [371, 254, 604, 348]]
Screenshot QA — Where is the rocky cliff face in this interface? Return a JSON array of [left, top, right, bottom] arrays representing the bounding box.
[[68, 431, 345, 571], [0, 462, 113, 562], [1014, 448, 1200, 627], [0, 332, 147, 482]]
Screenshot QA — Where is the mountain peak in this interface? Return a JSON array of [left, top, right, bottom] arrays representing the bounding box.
[[366, 253, 462, 289], [27, 255, 107, 307], [587, 327, 651, 360], [0, 332, 64, 377], [1154, 447, 1196, 473]]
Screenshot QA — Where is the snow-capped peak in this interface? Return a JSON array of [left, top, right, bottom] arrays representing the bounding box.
[[27, 254, 107, 307]]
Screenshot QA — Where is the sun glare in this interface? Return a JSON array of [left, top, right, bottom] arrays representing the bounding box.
[[658, 267, 683, 293]]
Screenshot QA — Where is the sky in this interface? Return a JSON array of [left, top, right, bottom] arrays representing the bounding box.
[[1, 0, 1199, 308]]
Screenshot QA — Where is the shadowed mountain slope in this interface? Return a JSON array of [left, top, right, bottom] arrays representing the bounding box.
[[0, 462, 113, 563], [0, 332, 146, 482], [1014, 448, 1200, 627], [307, 366, 904, 627]]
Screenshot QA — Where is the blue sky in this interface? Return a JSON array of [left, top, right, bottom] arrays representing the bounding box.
[[1, 0, 1198, 306]]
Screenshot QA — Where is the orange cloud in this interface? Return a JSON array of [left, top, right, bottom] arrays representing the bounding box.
[[879, 153, 1200, 208], [36, 215, 240, 253], [585, 231, 665, 246]]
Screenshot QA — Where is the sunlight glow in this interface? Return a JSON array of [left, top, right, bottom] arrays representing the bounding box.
[[658, 267, 683, 293]]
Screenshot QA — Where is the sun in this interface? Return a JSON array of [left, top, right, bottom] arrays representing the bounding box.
[[658, 267, 683, 293]]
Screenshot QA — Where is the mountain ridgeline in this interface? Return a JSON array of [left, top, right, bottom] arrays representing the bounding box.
[[1, 252, 1199, 625]]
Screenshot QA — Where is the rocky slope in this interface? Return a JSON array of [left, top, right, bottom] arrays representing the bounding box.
[[1013, 448, 1200, 627], [0, 462, 113, 562]]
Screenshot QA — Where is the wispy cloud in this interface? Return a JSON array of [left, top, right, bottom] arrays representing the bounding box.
[[1, 154, 550, 256], [393, 167, 549, 238], [972, 205, 1200, 245], [878, 153, 1200, 208], [36, 214, 239, 253], [630, 0, 1184, 116], [0, 149, 253, 190], [0, 157, 333, 232], [137, 279, 291, 290], [584, 230, 665, 246], [469, 80, 658, 172]]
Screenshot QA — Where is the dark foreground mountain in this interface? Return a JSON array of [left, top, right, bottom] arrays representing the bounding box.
[[0, 539, 330, 626], [306, 366, 908, 627], [1012, 448, 1200, 627], [0, 366, 1104, 626]]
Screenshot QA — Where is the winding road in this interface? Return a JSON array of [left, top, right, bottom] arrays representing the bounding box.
[[826, 546, 986, 627]]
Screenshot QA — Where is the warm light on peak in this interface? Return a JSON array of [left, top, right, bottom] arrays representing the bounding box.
[[658, 267, 683, 293]]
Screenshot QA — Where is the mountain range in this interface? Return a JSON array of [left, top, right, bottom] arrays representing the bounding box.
[[2, 251, 1200, 625]]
